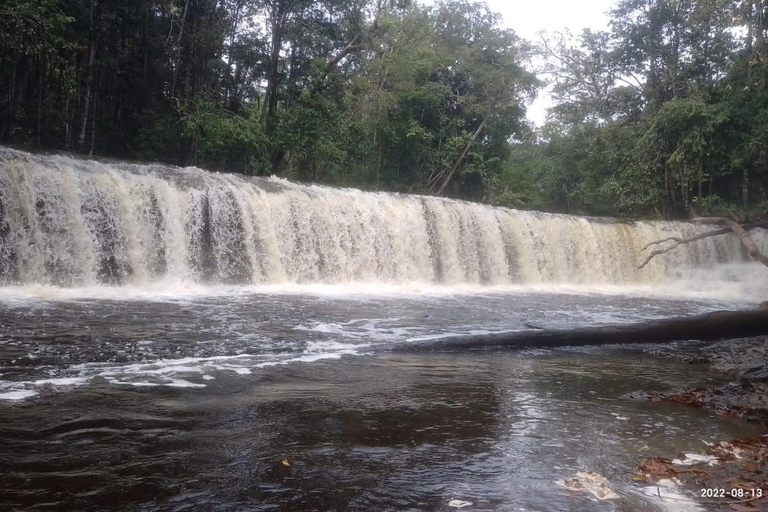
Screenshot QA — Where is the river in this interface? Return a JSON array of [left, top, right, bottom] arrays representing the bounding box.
[[0, 286, 764, 511], [1, 148, 767, 510]]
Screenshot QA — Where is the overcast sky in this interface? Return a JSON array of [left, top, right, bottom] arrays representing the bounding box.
[[480, 0, 616, 125]]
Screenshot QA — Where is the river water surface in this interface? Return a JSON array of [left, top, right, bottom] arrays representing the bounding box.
[[0, 285, 763, 511]]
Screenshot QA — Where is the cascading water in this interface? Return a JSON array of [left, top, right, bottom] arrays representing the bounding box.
[[0, 146, 765, 290]]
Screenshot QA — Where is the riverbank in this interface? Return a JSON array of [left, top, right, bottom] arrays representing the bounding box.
[[635, 337, 768, 510]]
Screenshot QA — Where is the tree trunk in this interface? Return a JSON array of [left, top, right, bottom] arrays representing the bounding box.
[[669, 3, 681, 99], [168, 0, 190, 105], [385, 309, 768, 353], [647, 14, 660, 110], [262, 9, 284, 123], [89, 68, 98, 156], [36, 56, 44, 147], [721, 218, 768, 267], [743, 167, 749, 210], [756, 0, 765, 52], [697, 170, 702, 200], [285, 42, 301, 109], [78, 37, 96, 152], [432, 88, 504, 196]]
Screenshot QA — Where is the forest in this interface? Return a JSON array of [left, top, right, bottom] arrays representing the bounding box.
[[2, 0, 768, 219]]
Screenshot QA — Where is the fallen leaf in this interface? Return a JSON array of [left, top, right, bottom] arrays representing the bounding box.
[[281, 459, 291, 467], [638, 457, 680, 479], [447, 499, 473, 508]]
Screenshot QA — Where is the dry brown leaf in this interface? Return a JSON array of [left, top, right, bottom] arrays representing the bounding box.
[[639, 457, 673, 471]]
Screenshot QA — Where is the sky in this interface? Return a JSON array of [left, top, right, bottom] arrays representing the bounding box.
[[480, 0, 616, 125]]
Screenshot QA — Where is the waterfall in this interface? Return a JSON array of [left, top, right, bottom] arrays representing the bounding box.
[[0, 147, 765, 289]]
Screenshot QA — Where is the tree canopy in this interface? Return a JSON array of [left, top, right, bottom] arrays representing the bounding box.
[[508, 0, 768, 218], [2, 0, 768, 217]]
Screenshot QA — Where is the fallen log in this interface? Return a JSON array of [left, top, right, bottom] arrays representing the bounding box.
[[716, 218, 768, 268], [385, 309, 768, 352]]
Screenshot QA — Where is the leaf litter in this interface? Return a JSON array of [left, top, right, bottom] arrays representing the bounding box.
[[635, 435, 768, 511]]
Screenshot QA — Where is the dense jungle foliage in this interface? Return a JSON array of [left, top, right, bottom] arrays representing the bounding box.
[[2, 0, 768, 218]]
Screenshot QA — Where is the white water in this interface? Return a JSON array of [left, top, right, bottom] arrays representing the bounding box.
[[2, 146, 767, 298]]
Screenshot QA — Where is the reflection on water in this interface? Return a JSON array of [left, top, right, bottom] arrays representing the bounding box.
[[0, 290, 760, 511], [0, 349, 759, 511]]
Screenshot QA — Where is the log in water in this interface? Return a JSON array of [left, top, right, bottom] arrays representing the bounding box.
[[387, 308, 768, 352]]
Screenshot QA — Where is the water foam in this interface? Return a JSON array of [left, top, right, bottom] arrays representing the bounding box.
[[0, 343, 366, 401]]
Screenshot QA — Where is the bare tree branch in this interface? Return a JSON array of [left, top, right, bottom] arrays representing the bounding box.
[[638, 228, 733, 269], [639, 218, 768, 269]]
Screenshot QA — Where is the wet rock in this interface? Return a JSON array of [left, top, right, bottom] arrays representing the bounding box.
[[742, 365, 768, 383]]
